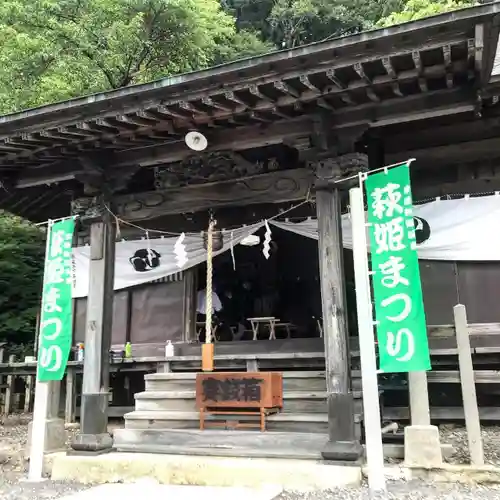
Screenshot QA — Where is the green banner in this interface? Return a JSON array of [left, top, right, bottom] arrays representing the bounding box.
[[38, 219, 75, 382], [365, 163, 431, 373]]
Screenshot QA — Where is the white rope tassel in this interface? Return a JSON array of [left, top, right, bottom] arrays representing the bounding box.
[[205, 220, 215, 344], [230, 230, 236, 270], [263, 220, 272, 259], [174, 232, 188, 268], [145, 230, 154, 268]]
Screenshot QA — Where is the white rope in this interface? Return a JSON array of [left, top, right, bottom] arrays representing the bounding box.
[[205, 219, 216, 345]]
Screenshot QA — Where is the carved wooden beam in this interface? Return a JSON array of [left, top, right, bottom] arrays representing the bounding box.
[[477, 17, 500, 87], [113, 117, 314, 167], [336, 87, 476, 130], [107, 168, 314, 221], [384, 112, 500, 153], [386, 136, 500, 165], [413, 177, 500, 200]]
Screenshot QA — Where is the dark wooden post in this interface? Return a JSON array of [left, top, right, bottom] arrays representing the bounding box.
[[315, 154, 367, 461], [71, 206, 116, 454]]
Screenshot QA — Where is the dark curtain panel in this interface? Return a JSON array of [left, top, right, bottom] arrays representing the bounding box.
[[73, 290, 129, 345], [419, 261, 458, 324], [130, 281, 184, 344], [457, 262, 500, 323]]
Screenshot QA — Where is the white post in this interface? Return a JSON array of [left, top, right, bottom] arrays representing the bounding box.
[[454, 304, 484, 465], [28, 380, 50, 481], [408, 371, 431, 425], [350, 187, 386, 493], [28, 222, 52, 482]]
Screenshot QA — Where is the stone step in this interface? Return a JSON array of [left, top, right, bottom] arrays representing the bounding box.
[[134, 390, 362, 414], [112, 428, 452, 463], [145, 371, 362, 392], [113, 428, 326, 460], [124, 410, 331, 433]]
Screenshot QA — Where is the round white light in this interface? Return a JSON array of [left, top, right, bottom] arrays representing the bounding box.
[[185, 131, 208, 151]]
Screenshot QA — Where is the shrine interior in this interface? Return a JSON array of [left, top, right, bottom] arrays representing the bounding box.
[[194, 226, 358, 343]]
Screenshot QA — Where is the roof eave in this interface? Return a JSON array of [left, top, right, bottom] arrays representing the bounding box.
[[0, 2, 499, 133]]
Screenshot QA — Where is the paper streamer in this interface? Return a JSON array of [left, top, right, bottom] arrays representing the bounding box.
[[263, 220, 272, 259], [173, 232, 188, 268]]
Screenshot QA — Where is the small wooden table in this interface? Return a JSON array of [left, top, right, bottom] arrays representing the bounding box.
[[274, 322, 294, 339], [248, 317, 280, 340], [196, 321, 219, 342]]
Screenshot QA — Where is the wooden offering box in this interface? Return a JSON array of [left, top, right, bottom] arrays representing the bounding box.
[[195, 372, 283, 431]]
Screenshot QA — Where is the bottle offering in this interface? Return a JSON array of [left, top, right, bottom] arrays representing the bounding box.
[[165, 340, 175, 357], [125, 342, 132, 359], [76, 343, 84, 362]]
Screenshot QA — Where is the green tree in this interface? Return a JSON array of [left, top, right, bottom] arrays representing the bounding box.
[[221, 0, 275, 37], [0, 213, 45, 347], [377, 0, 477, 27], [222, 0, 407, 50], [0, 0, 271, 114]]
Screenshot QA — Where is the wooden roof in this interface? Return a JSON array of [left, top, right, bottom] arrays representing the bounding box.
[[1, 3, 500, 221]]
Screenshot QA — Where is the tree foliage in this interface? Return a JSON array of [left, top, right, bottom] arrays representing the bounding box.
[[0, 0, 480, 113], [221, 0, 476, 48], [0, 0, 272, 114], [377, 0, 477, 27], [223, 0, 401, 49], [0, 213, 45, 346]]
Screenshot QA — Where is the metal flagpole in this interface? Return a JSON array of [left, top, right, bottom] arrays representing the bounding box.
[[349, 185, 386, 493], [28, 220, 53, 482]]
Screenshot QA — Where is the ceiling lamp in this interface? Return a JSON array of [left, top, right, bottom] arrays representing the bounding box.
[[240, 234, 260, 247], [185, 131, 208, 151]]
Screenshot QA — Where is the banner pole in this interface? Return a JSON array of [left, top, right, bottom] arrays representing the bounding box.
[[28, 221, 53, 482], [349, 186, 386, 493]]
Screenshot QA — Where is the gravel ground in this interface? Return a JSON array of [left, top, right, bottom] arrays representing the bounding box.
[[0, 415, 87, 499], [2, 416, 500, 499], [440, 424, 500, 465], [278, 483, 500, 500]]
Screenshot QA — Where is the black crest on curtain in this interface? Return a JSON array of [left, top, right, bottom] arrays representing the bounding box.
[[413, 216, 431, 245], [129, 249, 161, 272]]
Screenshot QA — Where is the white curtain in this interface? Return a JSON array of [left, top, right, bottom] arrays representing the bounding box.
[[72, 222, 264, 298], [270, 195, 500, 262], [72, 195, 500, 298]]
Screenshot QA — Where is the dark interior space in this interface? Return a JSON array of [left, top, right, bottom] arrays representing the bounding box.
[[195, 226, 358, 342]]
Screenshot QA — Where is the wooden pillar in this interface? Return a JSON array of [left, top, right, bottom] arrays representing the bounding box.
[[4, 355, 15, 415], [71, 209, 116, 454], [183, 269, 197, 342], [315, 155, 366, 461], [65, 368, 76, 424]]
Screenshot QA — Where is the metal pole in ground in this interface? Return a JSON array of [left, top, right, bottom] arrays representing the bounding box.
[[349, 186, 386, 493], [454, 304, 484, 466]]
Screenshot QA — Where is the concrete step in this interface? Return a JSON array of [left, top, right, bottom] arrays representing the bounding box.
[[145, 372, 197, 391], [124, 410, 331, 433], [134, 390, 362, 413]]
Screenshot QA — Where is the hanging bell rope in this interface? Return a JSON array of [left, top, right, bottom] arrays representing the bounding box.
[[202, 217, 216, 371], [205, 219, 215, 345]]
